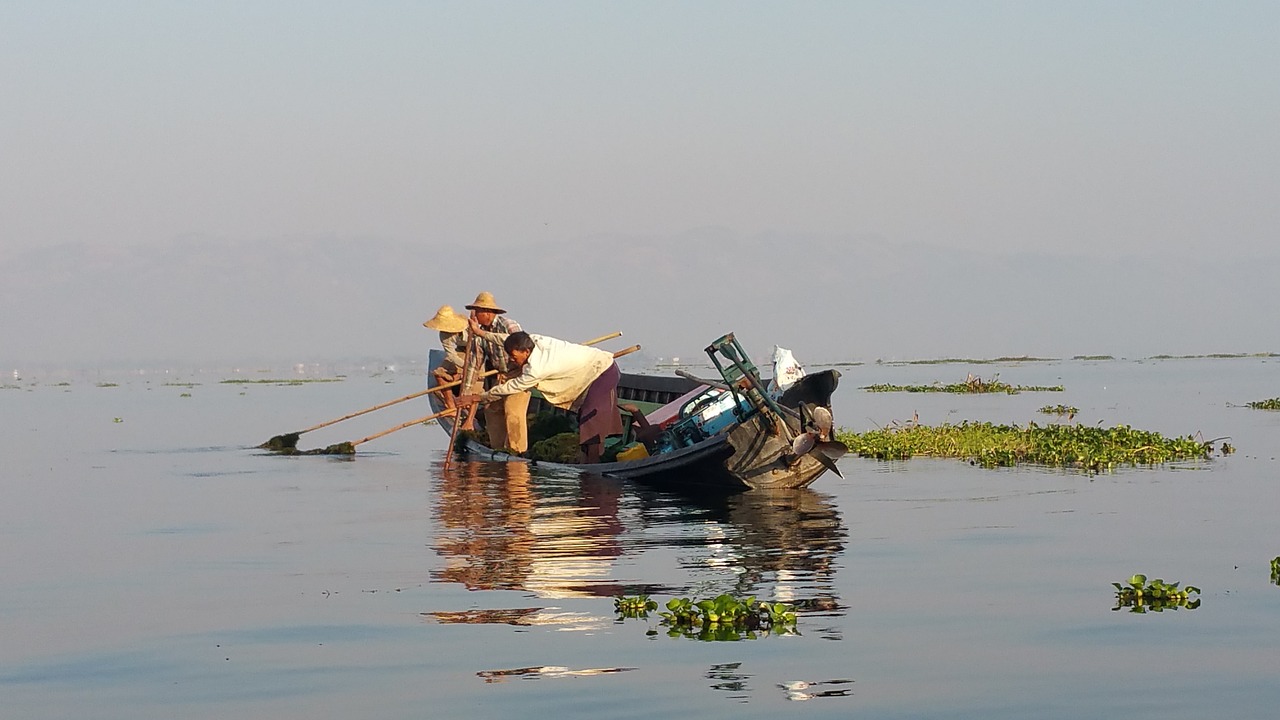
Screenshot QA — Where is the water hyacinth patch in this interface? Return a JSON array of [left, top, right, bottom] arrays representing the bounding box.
[[836, 421, 1212, 473], [1038, 404, 1079, 416], [614, 594, 797, 641], [1246, 398, 1280, 410], [1113, 574, 1200, 613]]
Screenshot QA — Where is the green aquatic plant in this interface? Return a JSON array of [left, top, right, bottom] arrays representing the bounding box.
[[1038, 404, 1079, 416], [614, 594, 797, 641], [1112, 574, 1200, 613], [96, 382, 119, 388], [862, 373, 1063, 395], [1246, 398, 1280, 410], [1072, 355, 1115, 361], [836, 421, 1212, 472], [1271, 557, 1279, 585], [613, 595, 658, 618]]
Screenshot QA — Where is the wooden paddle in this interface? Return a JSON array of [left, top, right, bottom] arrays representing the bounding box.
[[258, 331, 625, 451], [298, 407, 459, 455]]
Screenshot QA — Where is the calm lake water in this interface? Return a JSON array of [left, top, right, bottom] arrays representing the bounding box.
[[2, 357, 1278, 719]]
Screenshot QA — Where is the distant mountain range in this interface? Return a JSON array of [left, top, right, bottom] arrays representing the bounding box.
[[3, 231, 1276, 370]]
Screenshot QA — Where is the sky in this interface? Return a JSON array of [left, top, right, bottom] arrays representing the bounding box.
[[2, 2, 1278, 367]]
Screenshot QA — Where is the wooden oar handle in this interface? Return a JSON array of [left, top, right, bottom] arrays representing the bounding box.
[[352, 407, 458, 447], [298, 387, 437, 434]]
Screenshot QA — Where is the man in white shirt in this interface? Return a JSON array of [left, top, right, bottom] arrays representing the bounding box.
[[461, 330, 622, 463]]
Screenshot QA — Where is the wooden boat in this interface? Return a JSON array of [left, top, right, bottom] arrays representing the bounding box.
[[428, 333, 843, 492]]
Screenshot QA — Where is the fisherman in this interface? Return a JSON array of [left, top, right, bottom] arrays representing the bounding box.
[[459, 330, 622, 463], [422, 304, 469, 419], [462, 291, 530, 454]]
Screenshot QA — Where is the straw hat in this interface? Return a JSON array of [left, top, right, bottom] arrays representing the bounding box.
[[464, 291, 506, 314], [423, 305, 468, 333]]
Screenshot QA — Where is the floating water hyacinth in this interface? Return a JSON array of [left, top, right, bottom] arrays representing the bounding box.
[[836, 421, 1213, 472], [1113, 574, 1200, 613]]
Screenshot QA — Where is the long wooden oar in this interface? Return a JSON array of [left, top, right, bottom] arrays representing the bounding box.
[[298, 408, 459, 455], [258, 331, 624, 450]]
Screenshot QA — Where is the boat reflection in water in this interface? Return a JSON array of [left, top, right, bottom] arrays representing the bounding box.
[[426, 461, 846, 625], [630, 482, 846, 614], [429, 460, 624, 599]]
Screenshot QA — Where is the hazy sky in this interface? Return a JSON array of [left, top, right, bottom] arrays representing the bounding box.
[[4, 1, 1277, 260]]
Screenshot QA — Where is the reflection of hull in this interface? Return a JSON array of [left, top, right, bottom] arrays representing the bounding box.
[[429, 349, 842, 492], [635, 487, 846, 608]]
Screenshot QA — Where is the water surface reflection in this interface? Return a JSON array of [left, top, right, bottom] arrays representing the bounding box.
[[429, 461, 847, 613]]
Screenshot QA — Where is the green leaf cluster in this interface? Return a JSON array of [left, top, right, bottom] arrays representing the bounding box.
[[1247, 397, 1280, 410], [613, 595, 658, 618], [835, 421, 1211, 472], [614, 594, 797, 641], [1112, 574, 1201, 613], [1271, 557, 1280, 585], [1037, 405, 1079, 416]]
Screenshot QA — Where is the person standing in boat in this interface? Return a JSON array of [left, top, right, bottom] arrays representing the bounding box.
[[462, 291, 530, 454], [422, 304, 470, 422], [459, 330, 622, 464]]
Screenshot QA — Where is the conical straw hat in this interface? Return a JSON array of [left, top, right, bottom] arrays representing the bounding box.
[[464, 291, 506, 314], [423, 305, 468, 333]]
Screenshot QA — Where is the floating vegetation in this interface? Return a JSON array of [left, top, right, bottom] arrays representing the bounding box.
[[1246, 398, 1280, 410], [614, 595, 658, 618], [836, 421, 1212, 472], [163, 382, 199, 388], [862, 374, 1063, 395], [96, 382, 119, 388], [179, 392, 192, 398], [220, 378, 344, 385], [1038, 404, 1079, 416], [1, 384, 20, 390], [1072, 355, 1115, 361], [268, 441, 356, 456], [614, 594, 797, 641], [1148, 352, 1279, 360], [880, 356, 1057, 366], [1271, 557, 1280, 586], [1113, 574, 1200, 613]]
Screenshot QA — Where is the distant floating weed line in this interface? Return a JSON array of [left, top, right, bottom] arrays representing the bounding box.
[[835, 421, 1212, 473], [1037, 404, 1079, 416], [1246, 397, 1280, 410], [219, 378, 344, 385], [862, 373, 1063, 395]]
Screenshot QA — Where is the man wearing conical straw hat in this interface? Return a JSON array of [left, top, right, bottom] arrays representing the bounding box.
[[462, 291, 530, 454], [423, 304, 470, 417]]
